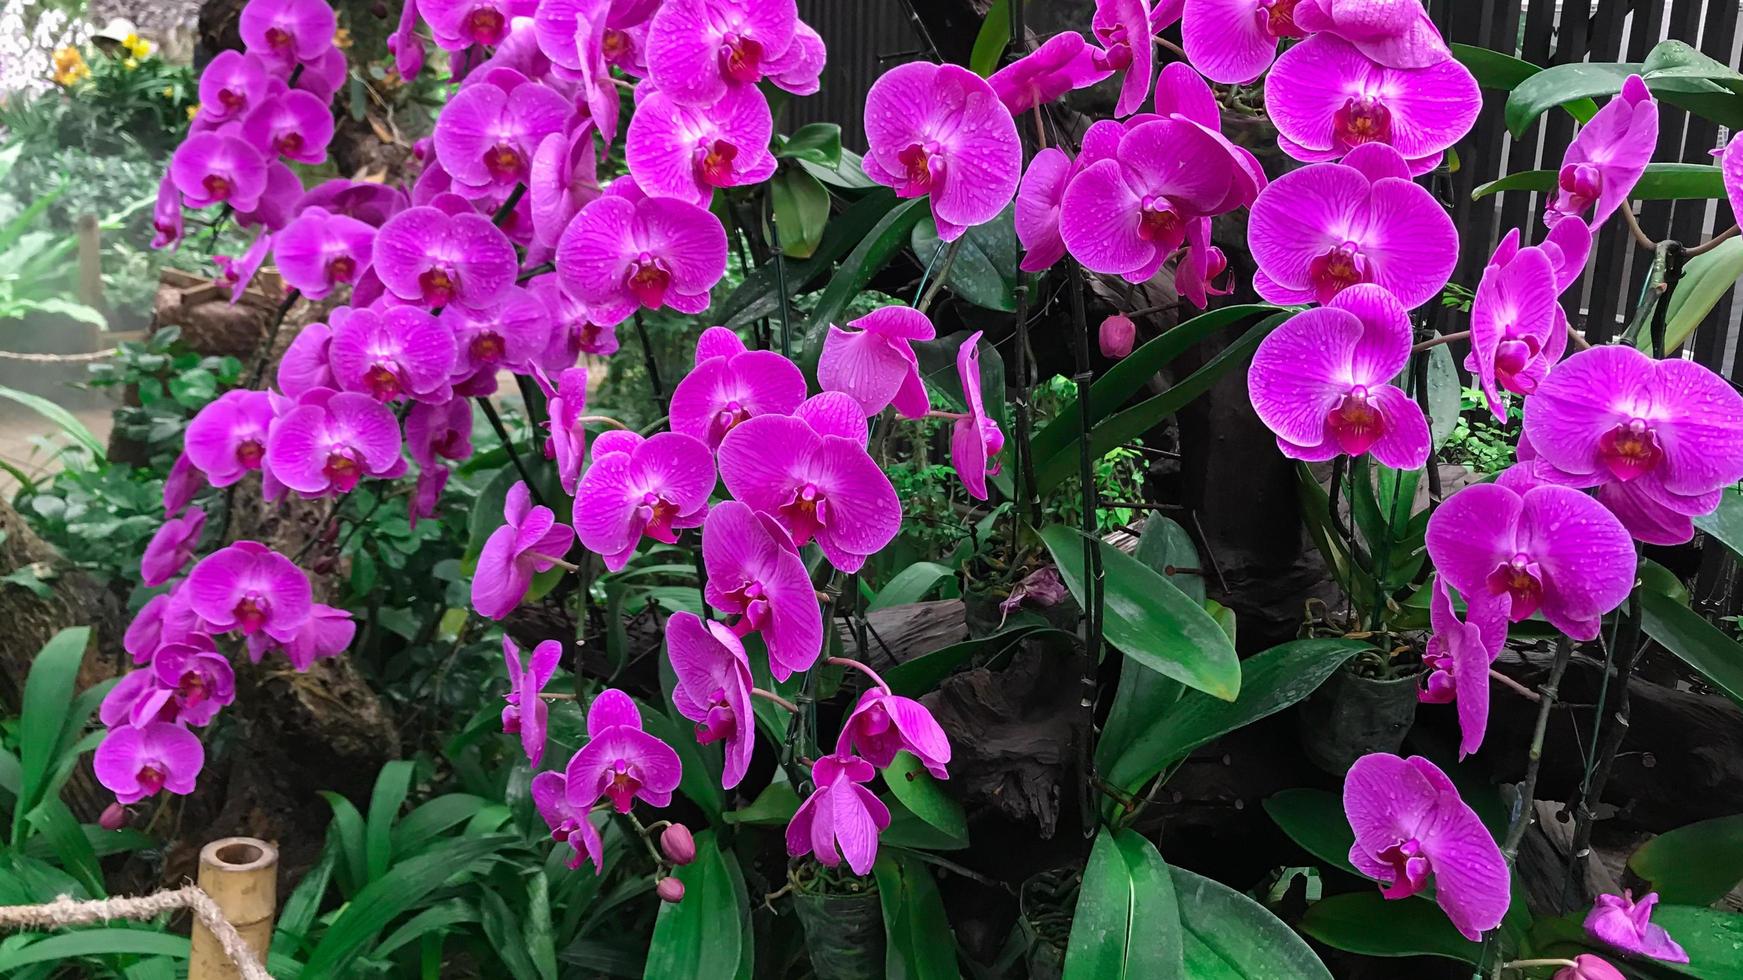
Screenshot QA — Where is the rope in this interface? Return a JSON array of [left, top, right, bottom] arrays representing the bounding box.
[[0, 348, 118, 362], [0, 886, 272, 980]]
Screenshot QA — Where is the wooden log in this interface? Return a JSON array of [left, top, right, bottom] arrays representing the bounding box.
[[189, 837, 277, 980]]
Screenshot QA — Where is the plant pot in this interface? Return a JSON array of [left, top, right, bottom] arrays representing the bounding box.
[[1297, 660, 1421, 775], [793, 878, 885, 980]]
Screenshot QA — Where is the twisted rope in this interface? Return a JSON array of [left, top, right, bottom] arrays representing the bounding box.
[[0, 348, 118, 362], [0, 886, 272, 980]]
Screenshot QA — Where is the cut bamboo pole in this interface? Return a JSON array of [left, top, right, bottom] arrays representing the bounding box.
[[188, 837, 277, 980]]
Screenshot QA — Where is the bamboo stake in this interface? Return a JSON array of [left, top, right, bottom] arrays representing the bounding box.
[[189, 837, 277, 980]]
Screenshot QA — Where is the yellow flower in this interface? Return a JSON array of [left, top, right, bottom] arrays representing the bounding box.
[[51, 46, 88, 86], [161, 85, 174, 99], [187, 104, 199, 121], [334, 27, 352, 49], [123, 33, 153, 59], [123, 58, 139, 70]]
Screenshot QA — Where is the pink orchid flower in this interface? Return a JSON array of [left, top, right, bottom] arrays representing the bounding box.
[[387, 0, 425, 80], [273, 208, 375, 300], [95, 723, 205, 805], [574, 431, 715, 571], [1182, 0, 1304, 84], [556, 194, 729, 325], [786, 753, 891, 876], [442, 286, 554, 393], [626, 85, 776, 206], [141, 507, 206, 587], [151, 174, 184, 251], [196, 51, 272, 127], [670, 327, 807, 449], [795, 391, 871, 446], [763, 18, 825, 96], [645, 0, 799, 106], [473, 481, 574, 620], [328, 304, 457, 403], [172, 132, 269, 211], [373, 205, 519, 309], [836, 689, 952, 779], [185, 389, 278, 487], [1584, 892, 1688, 963], [1015, 146, 1078, 273], [818, 306, 935, 419], [186, 541, 313, 642], [1546, 76, 1658, 231], [1555, 955, 1626, 980], [150, 643, 237, 727], [951, 331, 1005, 501], [1177, 218, 1234, 309], [503, 637, 562, 767], [434, 79, 573, 197], [1293, 0, 1452, 69], [1421, 578, 1509, 759], [1092, 0, 1155, 117], [533, 770, 606, 872], [246, 603, 355, 671], [566, 688, 683, 812], [542, 366, 590, 494], [421, 0, 517, 49], [666, 611, 756, 789], [531, 128, 602, 249], [407, 398, 475, 468], [240, 0, 336, 69], [702, 500, 822, 682], [530, 273, 619, 369], [240, 90, 336, 165], [1466, 232, 1575, 421], [163, 452, 205, 517], [266, 389, 404, 496]]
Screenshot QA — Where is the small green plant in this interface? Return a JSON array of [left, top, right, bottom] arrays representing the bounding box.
[[1440, 386, 1519, 474]]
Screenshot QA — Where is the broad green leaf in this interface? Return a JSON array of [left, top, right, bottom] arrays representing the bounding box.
[[1133, 514, 1205, 605], [644, 831, 744, 980], [1473, 163, 1726, 202], [804, 197, 929, 358], [774, 123, 843, 168], [318, 791, 368, 897], [799, 147, 881, 191], [1629, 814, 1743, 905], [880, 793, 970, 851], [0, 930, 191, 972], [366, 760, 415, 883], [717, 188, 899, 330], [1450, 42, 1562, 93], [13, 627, 89, 844], [1040, 525, 1241, 701], [1639, 589, 1743, 710], [0, 747, 19, 811], [1095, 650, 1180, 777], [910, 206, 1019, 312], [639, 696, 725, 820], [1656, 237, 1743, 355], [480, 885, 545, 980], [875, 850, 962, 980], [1506, 42, 1743, 137], [1264, 788, 1359, 876], [371, 899, 478, 960], [1426, 342, 1459, 449], [0, 385, 104, 456], [882, 626, 1057, 697], [1104, 639, 1369, 794], [722, 779, 800, 826], [1643, 39, 1743, 92], [1650, 905, 1743, 979], [771, 166, 831, 259], [883, 751, 967, 842], [272, 845, 336, 959], [1063, 829, 1183, 980], [1299, 891, 1480, 964], [969, 0, 1011, 78], [1171, 865, 1333, 978], [389, 793, 491, 856], [1695, 488, 1743, 559], [26, 798, 103, 897], [871, 562, 958, 612]]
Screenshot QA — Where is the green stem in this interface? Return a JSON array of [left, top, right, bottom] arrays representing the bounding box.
[[476, 397, 543, 508], [765, 187, 793, 357]]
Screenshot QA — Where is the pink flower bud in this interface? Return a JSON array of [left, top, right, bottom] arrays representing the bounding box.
[[657, 877, 686, 903], [99, 802, 128, 831], [1099, 315, 1135, 359], [660, 823, 697, 865]]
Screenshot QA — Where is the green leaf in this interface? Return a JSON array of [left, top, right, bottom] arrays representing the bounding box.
[[480, 885, 545, 980], [1104, 639, 1369, 795], [804, 197, 929, 351], [1656, 236, 1743, 355], [1450, 42, 1553, 91], [910, 206, 1019, 312], [1629, 814, 1743, 906], [717, 188, 899, 330], [1040, 525, 1241, 701], [26, 798, 103, 897], [643, 831, 744, 980], [1473, 163, 1726, 202], [272, 845, 336, 959], [1063, 829, 1183, 980], [1505, 62, 1636, 136], [1096, 650, 1180, 777], [1650, 905, 1743, 979], [875, 850, 962, 980], [1171, 865, 1333, 978], [371, 899, 478, 961], [319, 791, 368, 896], [882, 626, 1058, 697], [0, 384, 104, 456], [798, 147, 881, 191], [969, 0, 1011, 77], [13, 627, 89, 844], [883, 751, 967, 842], [771, 167, 831, 259], [1133, 514, 1205, 605], [365, 759, 415, 883], [0, 930, 192, 972], [871, 562, 958, 611], [389, 793, 491, 856], [1299, 891, 1481, 964], [722, 779, 800, 826], [1638, 589, 1743, 711], [1505, 42, 1743, 137], [1695, 487, 1743, 559], [1426, 342, 1460, 449], [774, 123, 843, 167], [1264, 788, 1359, 876]]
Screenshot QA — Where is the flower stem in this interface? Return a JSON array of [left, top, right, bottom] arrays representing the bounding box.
[[1490, 667, 1541, 703], [631, 310, 666, 407], [1563, 587, 1645, 910], [527, 552, 580, 573], [764, 187, 793, 357], [477, 396, 545, 509], [1619, 201, 1657, 251], [1684, 222, 1739, 257], [917, 238, 962, 314], [1411, 329, 1470, 353], [827, 656, 893, 695], [752, 688, 801, 713], [577, 414, 629, 430]]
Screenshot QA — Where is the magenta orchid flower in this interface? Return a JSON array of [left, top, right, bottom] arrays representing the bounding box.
[[434, 79, 573, 197], [1555, 956, 1626, 980], [387, 0, 425, 80], [1467, 236, 1570, 420], [1015, 147, 1075, 273], [670, 329, 807, 449], [101, 664, 179, 729], [530, 274, 619, 368], [1545, 76, 1658, 231], [267, 390, 403, 496], [543, 366, 590, 494], [533, 770, 606, 872], [1247, 283, 1430, 469], [185, 389, 278, 487], [163, 452, 205, 517], [214, 231, 275, 303], [1266, 35, 1479, 175], [373, 205, 518, 308], [601, 20, 651, 78], [473, 481, 574, 620], [407, 398, 475, 468], [795, 391, 871, 446], [836, 688, 952, 779], [1248, 142, 1457, 307], [763, 18, 825, 96], [240, 90, 335, 165], [196, 50, 272, 126], [273, 208, 375, 299], [186, 541, 313, 642], [410, 464, 449, 530], [295, 179, 408, 228], [503, 637, 562, 767], [1293, 0, 1452, 69], [626, 85, 776, 206], [1724, 131, 1743, 227], [421, 0, 516, 49], [951, 331, 1005, 501], [666, 611, 756, 789], [1182, 0, 1304, 84], [95, 723, 205, 804], [1421, 578, 1509, 759], [702, 500, 822, 682], [150, 643, 237, 728], [240, 0, 336, 68], [1426, 482, 1635, 641], [531, 129, 602, 249], [151, 174, 183, 250], [442, 287, 553, 392], [141, 507, 206, 588], [1344, 753, 1508, 941], [786, 753, 891, 876], [556, 194, 728, 325], [719, 414, 902, 573], [1584, 891, 1689, 963], [818, 306, 934, 419], [1092, 0, 1154, 117], [172, 132, 269, 211], [1177, 217, 1233, 309], [247, 602, 355, 671], [574, 432, 714, 571], [863, 61, 1021, 241], [125, 585, 208, 665], [567, 688, 683, 812], [329, 304, 456, 403], [645, 0, 798, 106]]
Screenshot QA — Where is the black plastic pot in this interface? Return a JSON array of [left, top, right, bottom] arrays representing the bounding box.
[[793, 883, 885, 979], [1297, 661, 1421, 775]]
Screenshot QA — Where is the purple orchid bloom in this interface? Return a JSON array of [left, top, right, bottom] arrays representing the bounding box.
[[818, 306, 934, 419], [556, 194, 728, 325], [407, 398, 475, 467], [1344, 753, 1509, 941], [240, 0, 336, 68], [665, 611, 756, 789], [1293, 0, 1452, 69], [1584, 891, 1689, 964], [645, 0, 799, 106], [247, 602, 355, 671], [185, 389, 278, 487], [186, 541, 312, 642], [989, 27, 1110, 117], [1466, 234, 1571, 421], [421, 0, 516, 49], [163, 452, 205, 517], [295, 179, 408, 228], [530, 274, 619, 368], [1182, 0, 1304, 84], [836, 689, 952, 779], [1555, 956, 1626, 980], [1421, 578, 1509, 759], [1546, 76, 1658, 231], [763, 18, 825, 96], [543, 366, 590, 494], [1724, 131, 1743, 227], [101, 665, 178, 729], [434, 79, 573, 197], [373, 205, 518, 309], [1247, 283, 1430, 469], [951, 331, 1005, 501], [443, 287, 554, 393], [1266, 35, 1479, 175], [626, 85, 776, 206], [195, 50, 271, 128], [387, 0, 425, 80], [702, 500, 823, 682], [863, 61, 1021, 241], [95, 723, 205, 805], [1248, 142, 1457, 307], [150, 643, 237, 727], [531, 129, 602, 249], [125, 585, 209, 665], [1015, 147, 1076, 273], [172, 132, 269, 211], [152, 174, 184, 250], [718, 414, 902, 573], [532, 770, 606, 872], [1177, 217, 1234, 309], [669, 329, 807, 449], [574, 432, 714, 571], [329, 304, 457, 403], [503, 637, 562, 767], [267, 389, 403, 496], [214, 231, 275, 303], [566, 688, 683, 812], [410, 464, 449, 530], [601, 20, 651, 78], [473, 481, 575, 620], [273, 208, 375, 299], [278, 323, 336, 401], [141, 507, 206, 587], [240, 90, 335, 165], [1091, 0, 1154, 117], [786, 753, 891, 876], [1426, 482, 1636, 641], [795, 391, 871, 446]]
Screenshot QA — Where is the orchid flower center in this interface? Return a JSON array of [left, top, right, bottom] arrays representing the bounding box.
[[980, 418, 1007, 470], [638, 492, 682, 543], [435, 428, 466, 459], [1091, 25, 1133, 71], [202, 174, 233, 201], [1138, 198, 1184, 245], [1326, 386, 1387, 457], [463, 6, 507, 45], [470, 331, 506, 366], [324, 448, 363, 492], [236, 438, 265, 470], [709, 399, 751, 445], [218, 87, 246, 111], [627, 255, 672, 308], [695, 139, 740, 187], [274, 131, 304, 156], [577, 322, 604, 349], [1260, 0, 1306, 38], [779, 483, 828, 546], [896, 143, 944, 197], [178, 670, 208, 707], [264, 26, 294, 50], [602, 28, 633, 64], [484, 143, 525, 182], [719, 33, 764, 84], [1596, 418, 1662, 482], [137, 763, 166, 793], [234, 594, 270, 633], [1308, 242, 1369, 302], [501, 699, 522, 734], [419, 266, 457, 306], [325, 254, 357, 286], [1334, 96, 1393, 148], [1485, 553, 1544, 620], [1556, 163, 1601, 216], [1493, 337, 1542, 391], [363, 363, 402, 401], [1376, 837, 1432, 899], [855, 701, 894, 739], [695, 688, 738, 744], [603, 760, 643, 812]]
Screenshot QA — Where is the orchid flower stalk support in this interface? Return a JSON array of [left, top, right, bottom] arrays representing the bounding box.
[[476, 396, 544, 509], [1066, 255, 1104, 835], [1007, 5, 1042, 532], [1563, 584, 1644, 913], [765, 188, 793, 357], [631, 311, 666, 407], [917, 238, 963, 315]]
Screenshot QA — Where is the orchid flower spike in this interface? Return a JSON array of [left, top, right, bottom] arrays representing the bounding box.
[[472, 481, 575, 620], [1545, 76, 1658, 232], [836, 688, 952, 779], [665, 611, 756, 789], [702, 500, 823, 681], [503, 637, 563, 768]]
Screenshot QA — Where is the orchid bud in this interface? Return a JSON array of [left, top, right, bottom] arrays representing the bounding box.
[[1099, 315, 1135, 359], [656, 877, 686, 903], [1554, 955, 1625, 980], [99, 802, 128, 831], [660, 823, 697, 865]]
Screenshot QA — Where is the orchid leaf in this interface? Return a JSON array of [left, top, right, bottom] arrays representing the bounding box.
[[1171, 865, 1333, 977], [644, 831, 745, 980], [1628, 814, 1743, 906], [1639, 589, 1743, 711], [1064, 829, 1183, 980], [875, 850, 963, 979], [1695, 487, 1743, 559], [1299, 892, 1482, 965], [883, 750, 967, 844]]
